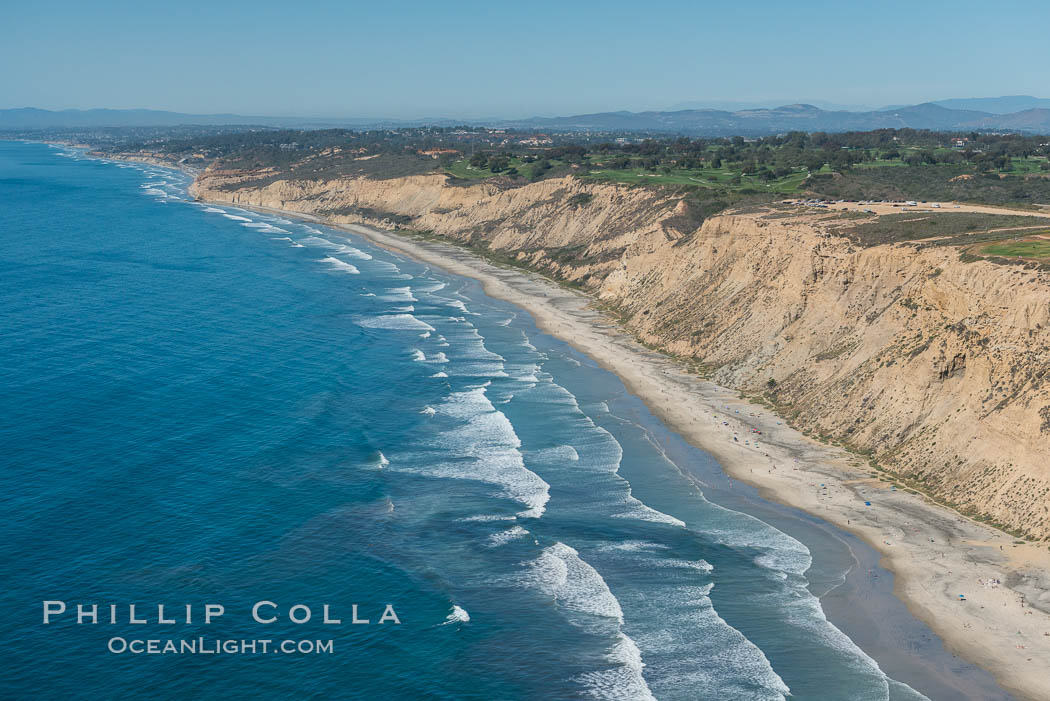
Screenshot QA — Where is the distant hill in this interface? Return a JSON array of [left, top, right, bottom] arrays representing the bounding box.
[[973, 108, 1050, 132], [504, 101, 1050, 134], [501, 102, 999, 134], [666, 99, 874, 112], [930, 95, 1050, 114], [876, 103, 993, 129], [6, 98, 1050, 135]]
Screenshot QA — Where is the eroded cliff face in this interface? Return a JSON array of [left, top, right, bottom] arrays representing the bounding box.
[[194, 169, 1050, 539]]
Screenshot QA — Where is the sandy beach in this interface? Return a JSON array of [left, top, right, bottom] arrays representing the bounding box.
[[202, 199, 1050, 700]]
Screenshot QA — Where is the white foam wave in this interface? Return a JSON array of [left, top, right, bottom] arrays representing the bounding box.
[[703, 510, 812, 577], [529, 543, 623, 621], [379, 286, 417, 302], [442, 605, 470, 624], [526, 543, 655, 701], [488, 525, 530, 547], [222, 214, 252, 222], [399, 386, 549, 518], [302, 235, 374, 259], [435, 323, 508, 377], [319, 257, 360, 274], [637, 584, 789, 700], [615, 497, 687, 528], [335, 244, 372, 260], [414, 280, 447, 293], [530, 445, 580, 463], [369, 259, 411, 278], [458, 514, 517, 522], [597, 541, 715, 573], [524, 381, 686, 529], [596, 540, 669, 554], [446, 299, 471, 313], [355, 314, 434, 331]]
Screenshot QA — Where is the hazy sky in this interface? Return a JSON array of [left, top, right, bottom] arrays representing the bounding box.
[[4, 0, 1048, 118]]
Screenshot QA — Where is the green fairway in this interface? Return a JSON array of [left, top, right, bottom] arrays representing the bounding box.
[[979, 237, 1050, 259], [1000, 156, 1050, 175]]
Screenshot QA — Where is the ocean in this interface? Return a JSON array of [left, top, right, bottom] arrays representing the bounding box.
[[0, 140, 1010, 700]]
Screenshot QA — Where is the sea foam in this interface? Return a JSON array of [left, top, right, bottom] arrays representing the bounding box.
[[401, 386, 549, 519], [355, 314, 435, 332], [319, 257, 360, 274], [442, 605, 470, 624], [526, 543, 656, 701]]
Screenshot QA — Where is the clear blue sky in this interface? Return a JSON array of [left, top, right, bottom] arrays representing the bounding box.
[[4, 0, 1048, 118]]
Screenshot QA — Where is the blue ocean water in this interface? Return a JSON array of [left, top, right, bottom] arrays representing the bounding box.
[[0, 141, 1007, 700]]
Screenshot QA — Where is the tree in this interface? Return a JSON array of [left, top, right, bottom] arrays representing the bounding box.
[[488, 155, 510, 172]]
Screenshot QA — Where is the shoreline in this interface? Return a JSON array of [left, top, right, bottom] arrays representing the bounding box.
[[207, 197, 1050, 700]]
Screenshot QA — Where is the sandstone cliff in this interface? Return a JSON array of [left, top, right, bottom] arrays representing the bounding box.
[[192, 169, 1050, 540]]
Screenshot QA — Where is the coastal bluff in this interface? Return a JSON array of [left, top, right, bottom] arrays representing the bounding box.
[[192, 167, 1050, 541]]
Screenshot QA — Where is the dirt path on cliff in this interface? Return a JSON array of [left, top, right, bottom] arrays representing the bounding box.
[[824, 201, 1050, 218]]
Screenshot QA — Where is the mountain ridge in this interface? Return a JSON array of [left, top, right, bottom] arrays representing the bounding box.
[[6, 97, 1050, 134]]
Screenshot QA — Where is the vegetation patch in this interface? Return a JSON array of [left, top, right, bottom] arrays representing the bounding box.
[[807, 163, 1050, 206], [567, 193, 594, 208]]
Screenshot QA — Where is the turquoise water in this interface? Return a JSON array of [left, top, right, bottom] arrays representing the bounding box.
[[0, 141, 1005, 700]]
